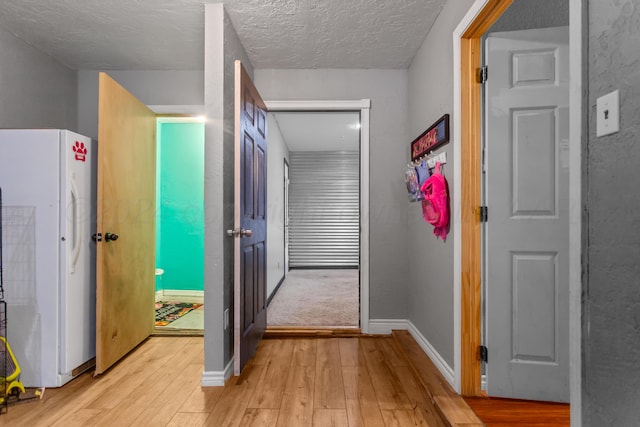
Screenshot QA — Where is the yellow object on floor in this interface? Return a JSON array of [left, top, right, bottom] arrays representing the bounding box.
[[1, 336, 26, 404]]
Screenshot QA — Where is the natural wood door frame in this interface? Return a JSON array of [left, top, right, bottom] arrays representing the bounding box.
[[458, 0, 512, 396]]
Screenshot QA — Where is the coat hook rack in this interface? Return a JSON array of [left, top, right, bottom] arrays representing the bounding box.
[[408, 151, 447, 169]]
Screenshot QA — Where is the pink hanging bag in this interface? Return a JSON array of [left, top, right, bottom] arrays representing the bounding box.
[[420, 162, 449, 240]]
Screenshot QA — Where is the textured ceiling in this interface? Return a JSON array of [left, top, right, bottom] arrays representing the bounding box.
[[273, 112, 360, 151], [0, 0, 446, 70]]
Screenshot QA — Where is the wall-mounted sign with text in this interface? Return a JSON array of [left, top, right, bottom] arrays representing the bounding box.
[[410, 114, 450, 161]]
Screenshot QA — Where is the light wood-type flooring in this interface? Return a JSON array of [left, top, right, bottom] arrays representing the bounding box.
[[2, 333, 567, 426], [3, 335, 456, 426], [0, 331, 569, 427]]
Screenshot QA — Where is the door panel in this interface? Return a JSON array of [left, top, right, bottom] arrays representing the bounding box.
[[257, 146, 266, 219], [484, 27, 569, 402], [242, 246, 255, 331], [243, 135, 254, 216], [511, 252, 557, 362], [96, 72, 156, 375], [234, 61, 268, 375], [512, 108, 556, 216]]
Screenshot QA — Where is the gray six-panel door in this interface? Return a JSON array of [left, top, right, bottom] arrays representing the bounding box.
[[484, 27, 570, 402]]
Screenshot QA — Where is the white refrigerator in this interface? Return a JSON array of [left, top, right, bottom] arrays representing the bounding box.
[[0, 129, 96, 387]]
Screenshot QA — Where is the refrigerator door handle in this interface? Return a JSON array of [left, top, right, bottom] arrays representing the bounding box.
[[69, 177, 82, 274]]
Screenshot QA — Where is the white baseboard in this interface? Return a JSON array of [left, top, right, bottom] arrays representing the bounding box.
[[367, 318, 410, 334], [368, 318, 455, 389], [201, 359, 234, 387], [406, 321, 455, 389], [156, 290, 204, 301]]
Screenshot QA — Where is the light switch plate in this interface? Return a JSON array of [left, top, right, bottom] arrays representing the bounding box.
[[596, 89, 620, 137]]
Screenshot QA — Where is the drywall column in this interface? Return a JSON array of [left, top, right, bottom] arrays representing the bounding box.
[[583, 1, 640, 425], [203, 3, 226, 378], [203, 3, 254, 382]]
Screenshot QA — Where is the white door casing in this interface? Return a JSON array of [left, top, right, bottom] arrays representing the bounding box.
[[264, 100, 370, 333], [484, 27, 570, 402]]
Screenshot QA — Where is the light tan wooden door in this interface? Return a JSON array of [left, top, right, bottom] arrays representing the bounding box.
[[95, 72, 156, 375], [234, 61, 268, 375]]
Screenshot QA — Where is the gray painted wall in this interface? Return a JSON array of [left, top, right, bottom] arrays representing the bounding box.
[[488, 0, 569, 33], [583, 1, 640, 425], [77, 70, 203, 139], [406, 0, 475, 368], [254, 69, 410, 320], [0, 28, 77, 130], [266, 114, 289, 299], [203, 4, 255, 373]]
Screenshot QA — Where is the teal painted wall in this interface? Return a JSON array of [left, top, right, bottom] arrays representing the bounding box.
[[156, 122, 205, 292]]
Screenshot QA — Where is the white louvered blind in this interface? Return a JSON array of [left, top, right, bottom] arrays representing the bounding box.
[[288, 151, 359, 268]]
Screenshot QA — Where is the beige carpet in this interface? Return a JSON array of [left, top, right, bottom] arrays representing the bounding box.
[[267, 269, 359, 327]]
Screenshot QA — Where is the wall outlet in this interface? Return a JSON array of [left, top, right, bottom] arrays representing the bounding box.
[[224, 308, 229, 329], [596, 89, 620, 137]]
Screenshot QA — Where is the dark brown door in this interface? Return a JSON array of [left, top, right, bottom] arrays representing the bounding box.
[[95, 72, 156, 375], [234, 61, 268, 375]]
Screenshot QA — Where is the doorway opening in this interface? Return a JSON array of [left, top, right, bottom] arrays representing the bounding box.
[[154, 117, 205, 333], [263, 100, 371, 332], [455, 0, 578, 418], [482, 24, 570, 402], [266, 111, 360, 329]]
